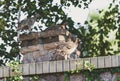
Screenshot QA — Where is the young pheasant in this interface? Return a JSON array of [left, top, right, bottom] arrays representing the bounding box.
[[51, 38, 79, 60]]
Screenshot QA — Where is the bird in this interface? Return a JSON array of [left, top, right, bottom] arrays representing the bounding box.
[[69, 49, 81, 59], [17, 13, 40, 32], [51, 38, 79, 60]]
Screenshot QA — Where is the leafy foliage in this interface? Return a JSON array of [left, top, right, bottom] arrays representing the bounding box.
[[78, 1, 120, 57], [0, 0, 91, 65], [5, 60, 23, 81]]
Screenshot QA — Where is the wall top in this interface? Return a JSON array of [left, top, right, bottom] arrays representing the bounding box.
[[0, 54, 120, 78]]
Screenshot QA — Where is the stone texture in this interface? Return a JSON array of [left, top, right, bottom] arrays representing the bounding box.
[[112, 73, 120, 81], [20, 24, 82, 81], [44, 42, 59, 50], [20, 26, 81, 64], [22, 63, 29, 75], [22, 73, 64, 81], [21, 72, 120, 81], [58, 35, 66, 41], [21, 38, 43, 47], [70, 73, 84, 81], [19, 29, 69, 41], [39, 73, 64, 81], [20, 45, 40, 54], [22, 76, 30, 81], [100, 72, 112, 81]]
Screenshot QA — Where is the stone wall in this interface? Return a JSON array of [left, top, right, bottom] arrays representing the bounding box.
[[20, 27, 80, 63], [19, 26, 120, 81], [0, 55, 120, 81], [0, 25, 119, 81], [20, 26, 81, 81], [1, 72, 119, 81]]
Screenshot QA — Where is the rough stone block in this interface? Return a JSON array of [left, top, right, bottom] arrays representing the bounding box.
[[58, 35, 66, 41], [20, 44, 40, 54], [19, 29, 69, 41], [19, 32, 40, 41], [100, 72, 112, 81], [42, 36, 59, 44], [70, 73, 84, 81], [21, 38, 43, 47], [22, 53, 35, 63], [112, 73, 120, 81], [44, 42, 58, 50], [32, 51, 43, 59]]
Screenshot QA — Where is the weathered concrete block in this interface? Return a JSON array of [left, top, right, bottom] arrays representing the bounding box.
[[22, 63, 29, 75], [69, 60, 77, 71], [90, 57, 98, 68], [44, 42, 58, 50], [29, 63, 36, 75], [21, 38, 43, 47], [105, 56, 111, 68], [19, 29, 69, 41], [20, 45, 40, 54], [98, 56, 105, 68], [43, 61, 50, 73], [0, 67, 3, 78], [22, 52, 35, 63], [64, 60, 70, 72], [112, 55, 118, 67], [56, 60, 63, 72], [49, 61, 56, 73], [58, 35, 66, 41], [3, 66, 10, 77], [36, 62, 43, 74]]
